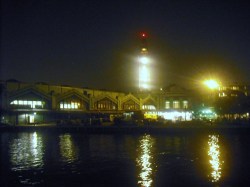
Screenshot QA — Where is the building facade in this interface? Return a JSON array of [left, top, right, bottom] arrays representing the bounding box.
[[1, 80, 193, 125]]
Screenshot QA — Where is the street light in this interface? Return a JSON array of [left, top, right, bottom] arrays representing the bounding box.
[[204, 79, 220, 90]]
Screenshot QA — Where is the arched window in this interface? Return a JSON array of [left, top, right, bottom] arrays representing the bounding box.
[[59, 97, 86, 110], [123, 99, 139, 110], [94, 98, 117, 110]]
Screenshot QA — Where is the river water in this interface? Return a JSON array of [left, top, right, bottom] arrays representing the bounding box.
[[0, 130, 250, 186]]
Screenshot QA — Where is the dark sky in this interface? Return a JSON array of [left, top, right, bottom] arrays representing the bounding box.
[[2, 0, 250, 91]]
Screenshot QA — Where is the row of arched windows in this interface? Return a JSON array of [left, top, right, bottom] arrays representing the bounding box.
[[10, 98, 158, 111]]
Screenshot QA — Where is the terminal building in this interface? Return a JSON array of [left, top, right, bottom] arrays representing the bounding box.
[[2, 33, 248, 125], [0, 33, 195, 125], [0, 80, 193, 125]]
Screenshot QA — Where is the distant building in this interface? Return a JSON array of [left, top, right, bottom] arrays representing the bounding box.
[[219, 82, 250, 97], [217, 82, 250, 118], [0, 80, 194, 125]]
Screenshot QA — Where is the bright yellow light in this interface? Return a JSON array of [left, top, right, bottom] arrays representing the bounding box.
[[136, 135, 155, 187], [144, 112, 157, 119], [204, 80, 219, 90], [208, 135, 223, 182]]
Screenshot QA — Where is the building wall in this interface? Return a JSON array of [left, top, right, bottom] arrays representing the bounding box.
[[1, 81, 193, 124]]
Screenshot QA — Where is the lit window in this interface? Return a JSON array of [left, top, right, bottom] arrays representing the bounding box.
[[219, 92, 227, 97], [142, 105, 156, 110], [183, 101, 188, 109], [60, 101, 80, 110], [173, 101, 180, 109], [32, 101, 36, 108], [11, 100, 18, 105], [232, 86, 239, 90], [71, 102, 79, 109], [10, 100, 44, 109], [95, 99, 117, 110], [64, 104, 68, 109], [165, 101, 170, 109]]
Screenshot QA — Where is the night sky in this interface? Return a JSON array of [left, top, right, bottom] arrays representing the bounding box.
[[2, 0, 250, 91]]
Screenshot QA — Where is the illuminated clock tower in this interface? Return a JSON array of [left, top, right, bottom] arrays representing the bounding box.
[[138, 32, 150, 90]]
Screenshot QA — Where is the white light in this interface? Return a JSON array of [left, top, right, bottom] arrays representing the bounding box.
[[141, 83, 150, 89], [140, 66, 150, 81], [159, 111, 193, 121], [140, 57, 149, 65]]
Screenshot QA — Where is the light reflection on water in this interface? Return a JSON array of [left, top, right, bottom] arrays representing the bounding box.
[[59, 134, 78, 163], [208, 134, 223, 183], [2, 132, 249, 186], [9, 132, 44, 171], [136, 134, 155, 187]]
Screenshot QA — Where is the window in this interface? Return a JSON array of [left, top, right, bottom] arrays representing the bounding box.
[[183, 101, 188, 109], [10, 100, 44, 109], [60, 101, 80, 109], [173, 101, 180, 109], [142, 105, 156, 110], [94, 98, 117, 110], [232, 86, 239, 90], [123, 100, 139, 110], [165, 101, 170, 109]]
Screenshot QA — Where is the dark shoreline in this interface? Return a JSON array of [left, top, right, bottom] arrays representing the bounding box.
[[1, 123, 250, 134]]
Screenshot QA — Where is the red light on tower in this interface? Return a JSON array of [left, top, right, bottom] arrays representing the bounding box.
[[141, 32, 147, 38], [140, 32, 148, 54]]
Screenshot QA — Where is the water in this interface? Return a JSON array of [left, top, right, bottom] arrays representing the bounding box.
[[1, 130, 250, 186]]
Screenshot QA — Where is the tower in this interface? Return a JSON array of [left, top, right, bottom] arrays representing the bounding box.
[[138, 32, 150, 90]]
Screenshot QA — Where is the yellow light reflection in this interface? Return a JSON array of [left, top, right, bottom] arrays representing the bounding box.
[[59, 134, 78, 162], [10, 132, 44, 170], [136, 135, 155, 187], [208, 135, 223, 182]]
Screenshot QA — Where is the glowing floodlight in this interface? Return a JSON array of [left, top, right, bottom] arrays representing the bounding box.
[[204, 80, 220, 90], [139, 56, 149, 64]]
